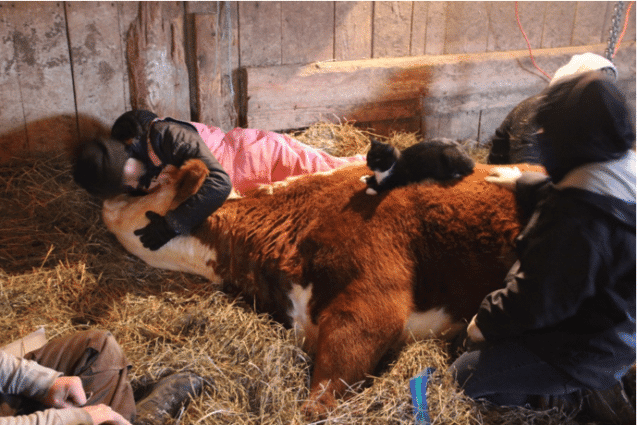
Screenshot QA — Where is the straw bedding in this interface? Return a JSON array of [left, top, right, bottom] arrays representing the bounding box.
[[0, 122, 588, 424]]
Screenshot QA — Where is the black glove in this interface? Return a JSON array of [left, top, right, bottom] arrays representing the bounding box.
[[134, 211, 178, 251]]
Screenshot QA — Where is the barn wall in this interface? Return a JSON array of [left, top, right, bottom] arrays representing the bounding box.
[[0, 1, 635, 160]]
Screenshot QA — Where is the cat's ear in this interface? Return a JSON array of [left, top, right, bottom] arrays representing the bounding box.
[[370, 138, 382, 147]]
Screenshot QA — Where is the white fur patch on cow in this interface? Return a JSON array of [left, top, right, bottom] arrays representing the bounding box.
[[155, 236, 222, 283], [288, 283, 313, 342], [402, 307, 464, 341]]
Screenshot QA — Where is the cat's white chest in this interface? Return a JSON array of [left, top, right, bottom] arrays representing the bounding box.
[[374, 168, 392, 183]]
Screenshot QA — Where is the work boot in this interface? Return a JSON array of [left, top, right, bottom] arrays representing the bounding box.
[[578, 382, 636, 425], [134, 372, 204, 425]]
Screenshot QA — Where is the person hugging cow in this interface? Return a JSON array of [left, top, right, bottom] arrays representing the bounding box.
[[73, 111, 364, 252]]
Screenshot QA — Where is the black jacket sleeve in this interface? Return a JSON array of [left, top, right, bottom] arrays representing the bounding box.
[[475, 193, 602, 340], [487, 113, 513, 165], [515, 171, 552, 221], [149, 120, 232, 234]]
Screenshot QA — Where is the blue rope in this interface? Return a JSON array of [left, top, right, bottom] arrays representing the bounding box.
[[410, 367, 436, 425]]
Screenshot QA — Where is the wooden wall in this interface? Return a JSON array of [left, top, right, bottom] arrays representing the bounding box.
[[0, 1, 635, 160]]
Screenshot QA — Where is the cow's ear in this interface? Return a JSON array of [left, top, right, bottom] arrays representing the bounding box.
[[171, 159, 210, 206]]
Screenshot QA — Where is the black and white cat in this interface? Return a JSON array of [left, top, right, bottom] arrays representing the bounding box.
[[363, 138, 475, 195]]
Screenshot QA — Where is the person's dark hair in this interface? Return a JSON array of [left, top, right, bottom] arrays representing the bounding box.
[[535, 71, 635, 182], [111, 110, 158, 142], [73, 137, 129, 199]]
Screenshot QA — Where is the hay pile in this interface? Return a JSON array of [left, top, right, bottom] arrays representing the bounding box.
[[0, 123, 586, 424]]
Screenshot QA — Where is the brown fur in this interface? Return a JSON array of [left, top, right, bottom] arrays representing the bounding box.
[[102, 160, 544, 416]]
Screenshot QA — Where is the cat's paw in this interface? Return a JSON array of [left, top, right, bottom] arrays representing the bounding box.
[[365, 187, 378, 195], [360, 175, 372, 184]]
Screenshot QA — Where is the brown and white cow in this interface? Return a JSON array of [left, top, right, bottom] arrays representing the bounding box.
[[102, 159, 541, 415]]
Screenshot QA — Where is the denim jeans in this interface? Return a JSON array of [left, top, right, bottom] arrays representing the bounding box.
[[448, 338, 584, 408]]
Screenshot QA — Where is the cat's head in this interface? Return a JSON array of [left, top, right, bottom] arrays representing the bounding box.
[[366, 139, 400, 172]]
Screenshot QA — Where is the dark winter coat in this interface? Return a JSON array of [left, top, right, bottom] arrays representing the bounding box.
[[487, 94, 542, 165], [475, 170, 636, 389], [128, 118, 232, 235]]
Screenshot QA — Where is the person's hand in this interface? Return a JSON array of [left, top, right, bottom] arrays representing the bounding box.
[[42, 376, 87, 409], [484, 166, 522, 191], [466, 314, 486, 343], [134, 211, 178, 251], [83, 404, 132, 425]]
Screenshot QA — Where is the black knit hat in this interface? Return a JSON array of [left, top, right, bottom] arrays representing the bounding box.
[[111, 110, 158, 142], [535, 71, 634, 182], [73, 137, 129, 199]]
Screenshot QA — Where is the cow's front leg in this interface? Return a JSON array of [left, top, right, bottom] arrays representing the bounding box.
[[302, 294, 408, 418]]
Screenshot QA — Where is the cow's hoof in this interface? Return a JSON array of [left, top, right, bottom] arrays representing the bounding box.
[[302, 392, 335, 420]]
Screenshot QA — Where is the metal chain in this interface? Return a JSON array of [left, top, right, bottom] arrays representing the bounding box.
[[605, 1, 626, 61]]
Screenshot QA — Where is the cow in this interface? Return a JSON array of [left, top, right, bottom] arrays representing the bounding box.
[[102, 158, 542, 416]]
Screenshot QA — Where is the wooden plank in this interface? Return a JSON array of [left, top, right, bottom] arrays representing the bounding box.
[[424, 1, 446, 55], [444, 2, 489, 54], [487, 2, 545, 52], [65, 1, 126, 139], [239, 1, 282, 67], [116, 2, 139, 113], [542, 2, 576, 48], [126, 1, 190, 121], [245, 43, 636, 134], [335, 1, 372, 61], [195, 2, 239, 132], [185, 1, 216, 15], [572, 2, 609, 45], [5, 2, 76, 155], [372, 1, 412, 58], [281, 1, 333, 64], [0, 2, 28, 161], [410, 1, 428, 56], [423, 111, 481, 141]]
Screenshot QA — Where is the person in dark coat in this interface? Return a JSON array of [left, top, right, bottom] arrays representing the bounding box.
[[451, 71, 636, 424], [487, 52, 617, 165], [73, 111, 232, 251]]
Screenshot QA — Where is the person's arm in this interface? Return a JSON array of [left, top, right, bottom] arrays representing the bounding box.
[[473, 212, 601, 341], [134, 120, 232, 250], [0, 351, 94, 425], [154, 120, 232, 234]]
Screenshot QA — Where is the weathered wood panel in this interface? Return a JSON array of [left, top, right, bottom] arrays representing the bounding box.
[[335, 1, 372, 61], [541, 2, 577, 48], [372, 1, 413, 58], [410, 2, 428, 56], [281, 2, 334, 65], [424, 2, 447, 55], [194, 2, 239, 132], [0, 3, 27, 161], [65, 1, 127, 139], [3, 2, 76, 156], [238, 1, 282, 67], [245, 43, 636, 138], [127, 1, 190, 121], [572, 2, 610, 46], [487, 2, 545, 52], [445, 2, 490, 54]]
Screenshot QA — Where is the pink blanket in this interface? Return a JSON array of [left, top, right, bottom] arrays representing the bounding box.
[[191, 123, 365, 194]]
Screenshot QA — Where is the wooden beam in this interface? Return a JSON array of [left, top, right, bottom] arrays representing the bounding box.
[[245, 43, 636, 137]]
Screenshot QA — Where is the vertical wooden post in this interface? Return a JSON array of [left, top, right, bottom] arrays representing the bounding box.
[[192, 1, 239, 131], [126, 1, 190, 121]]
